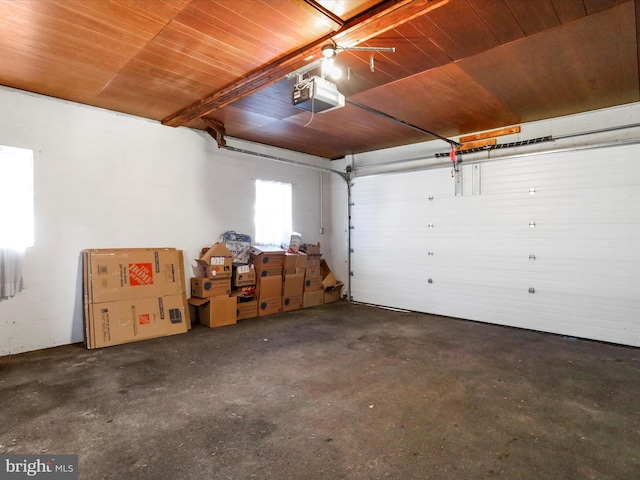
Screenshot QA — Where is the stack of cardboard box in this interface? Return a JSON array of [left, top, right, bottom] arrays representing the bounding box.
[[82, 248, 190, 349], [187, 239, 344, 328], [231, 262, 258, 320], [250, 246, 285, 316], [282, 251, 307, 311], [188, 243, 237, 328], [301, 243, 325, 308]]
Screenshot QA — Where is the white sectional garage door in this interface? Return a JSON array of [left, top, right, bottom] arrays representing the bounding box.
[[350, 143, 640, 347]]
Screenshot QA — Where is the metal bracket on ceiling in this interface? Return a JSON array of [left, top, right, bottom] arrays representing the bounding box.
[[202, 119, 227, 148]]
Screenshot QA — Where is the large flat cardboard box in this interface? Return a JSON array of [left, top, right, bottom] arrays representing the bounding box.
[[84, 248, 184, 304], [189, 296, 237, 328], [190, 277, 231, 298], [83, 248, 190, 348], [232, 263, 256, 287], [303, 290, 324, 308], [197, 243, 233, 278], [88, 294, 188, 349], [250, 246, 285, 277]]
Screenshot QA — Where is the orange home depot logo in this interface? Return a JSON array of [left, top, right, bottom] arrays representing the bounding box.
[[129, 263, 154, 286], [139, 314, 151, 325]]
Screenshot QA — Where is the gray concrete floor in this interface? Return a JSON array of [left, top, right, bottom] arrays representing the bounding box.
[[1, 302, 639, 479]]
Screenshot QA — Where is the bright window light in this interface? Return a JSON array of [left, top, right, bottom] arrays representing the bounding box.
[[254, 180, 292, 246], [0, 146, 34, 248]]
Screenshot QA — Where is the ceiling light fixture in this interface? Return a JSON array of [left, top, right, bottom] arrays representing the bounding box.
[[321, 44, 337, 59], [322, 58, 342, 80]]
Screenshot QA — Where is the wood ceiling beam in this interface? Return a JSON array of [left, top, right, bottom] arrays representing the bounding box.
[[162, 0, 449, 127]]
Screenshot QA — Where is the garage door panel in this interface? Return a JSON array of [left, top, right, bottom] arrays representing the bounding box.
[[351, 144, 640, 346]]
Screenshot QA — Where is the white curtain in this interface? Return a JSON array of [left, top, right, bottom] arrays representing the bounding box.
[[1, 248, 25, 299], [254, 180, 292, 246]]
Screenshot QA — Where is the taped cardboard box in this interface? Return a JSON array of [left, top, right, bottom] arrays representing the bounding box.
[[232, 263, 256, 287], [250, 246, 285, 277], [84, 248, 184, 304], [303, 290, 324, 308], [282, 272, 304, 312], [87, 294, 188, 349], [256, 274, 282, 316], [324, 282, 344, 304], [190, 277, 231, 298], [284, 252, 307, 274], [236, 299, 258, 320], [197, 243, 234, 278], [257, 275, 282, 299], [258, 297, 282, 316], [304, 276, 323, 292], [232, 290, 258, 320], [283, 295, 303, 312], [189, 296, 237, 328], [301, 242, 321, 255], [305, 255, 322, 279]]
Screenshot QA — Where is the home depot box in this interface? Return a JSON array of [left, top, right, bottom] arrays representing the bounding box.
[[257, 275, 282, 316], [189, 296, 237, 328], [197, 243, 233, 278], [324, 282, 344, 304], [190, 277, 231, 298], [84, 248, 184, 304], [232, 263, 256, 287], [303, 290, 324, 308], [87, 294, 188, 349], [283, 252, 307, 274], [282, 272, 304, 312], [232, 290, 258, 320], [250, 246, 285, 277]]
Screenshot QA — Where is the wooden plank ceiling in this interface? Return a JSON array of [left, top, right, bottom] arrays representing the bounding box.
[[0, 0, 636, 159]]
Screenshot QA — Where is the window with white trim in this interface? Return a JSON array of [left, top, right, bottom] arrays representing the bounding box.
[[0, 145, 33, 299], [0, 146, 33, 249], [254, 180, 292, 246]]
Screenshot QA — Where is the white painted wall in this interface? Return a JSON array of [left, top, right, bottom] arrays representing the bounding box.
[[0, 86, 336, 356]]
